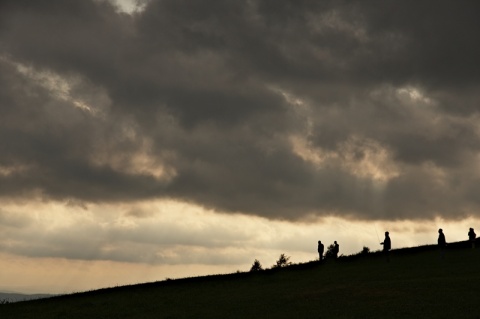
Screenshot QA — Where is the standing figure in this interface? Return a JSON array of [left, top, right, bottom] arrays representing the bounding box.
[[317, 240, 324, 261], [438, 229, 446, 258], [380, 231, 391, 261], [468, 228, 476, 249], [333, 241, 339, 259]]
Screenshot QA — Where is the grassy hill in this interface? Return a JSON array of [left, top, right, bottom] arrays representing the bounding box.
[[0, 292, 53, 303], [1, 241, 480, 319]]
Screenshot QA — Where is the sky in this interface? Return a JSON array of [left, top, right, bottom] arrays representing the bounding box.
[[1, 0, 480, 294]]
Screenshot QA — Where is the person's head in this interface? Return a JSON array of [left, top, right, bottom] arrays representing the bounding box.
[[470, 228, 474, 231], [318, 240, 321, 244], [334, 241, 337, 244], [385, 231, 389, 236], [439, 228, 443, 233]]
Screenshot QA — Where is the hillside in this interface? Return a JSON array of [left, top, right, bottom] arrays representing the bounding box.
[[1, 241, 480, 319], [0, 293, 52, 303]]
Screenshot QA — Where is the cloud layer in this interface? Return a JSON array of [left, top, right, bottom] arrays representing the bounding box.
[[1, 0, 480, 220]]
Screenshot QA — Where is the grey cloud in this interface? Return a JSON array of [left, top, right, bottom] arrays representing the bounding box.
[[1, 0, 480, 220]]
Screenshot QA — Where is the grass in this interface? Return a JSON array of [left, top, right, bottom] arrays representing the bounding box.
[[1, 242, 480, 318]]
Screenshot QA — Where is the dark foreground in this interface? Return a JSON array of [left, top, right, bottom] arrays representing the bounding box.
[[1, 243, 480, 319]]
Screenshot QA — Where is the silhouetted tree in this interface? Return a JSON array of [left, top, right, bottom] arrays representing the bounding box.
[[325, 244, 337, 259], [273, 253, 292, 268], [250, 259, 263, 272], [361, 246, 370, 255]]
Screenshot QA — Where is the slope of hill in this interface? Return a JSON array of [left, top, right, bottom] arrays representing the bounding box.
[[1, 241, 480, 319], [0, 293, 52, 303]]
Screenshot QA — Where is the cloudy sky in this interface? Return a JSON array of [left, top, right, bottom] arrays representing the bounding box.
[[1, 0, 480, 294]]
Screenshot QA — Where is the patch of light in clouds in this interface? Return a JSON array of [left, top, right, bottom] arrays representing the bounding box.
[[104, 0, 148, 14], [291, 135, 400, 183], [0, 164, 30, 177], [1, 55, 110, 117], [91, 136, 177, 182]]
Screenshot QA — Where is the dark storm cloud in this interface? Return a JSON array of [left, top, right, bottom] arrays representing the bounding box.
[[1, 0, 480, 220]]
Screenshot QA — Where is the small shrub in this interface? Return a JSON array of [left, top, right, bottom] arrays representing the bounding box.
[[325, 244, 337, 259], [250, 259, 263, 272], [273, 253, 292, 268], [361, 246, 370, 255]]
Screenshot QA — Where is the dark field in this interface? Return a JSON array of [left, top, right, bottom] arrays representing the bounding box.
[[1, 243, 480, 319]]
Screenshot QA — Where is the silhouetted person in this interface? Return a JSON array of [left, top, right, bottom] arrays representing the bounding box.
[[438, 228, 446, 258], [317, 240, 324, 261], [380, 231, 391, 261], [333, 241, 339, 258], [468, 228, 476, 249]]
